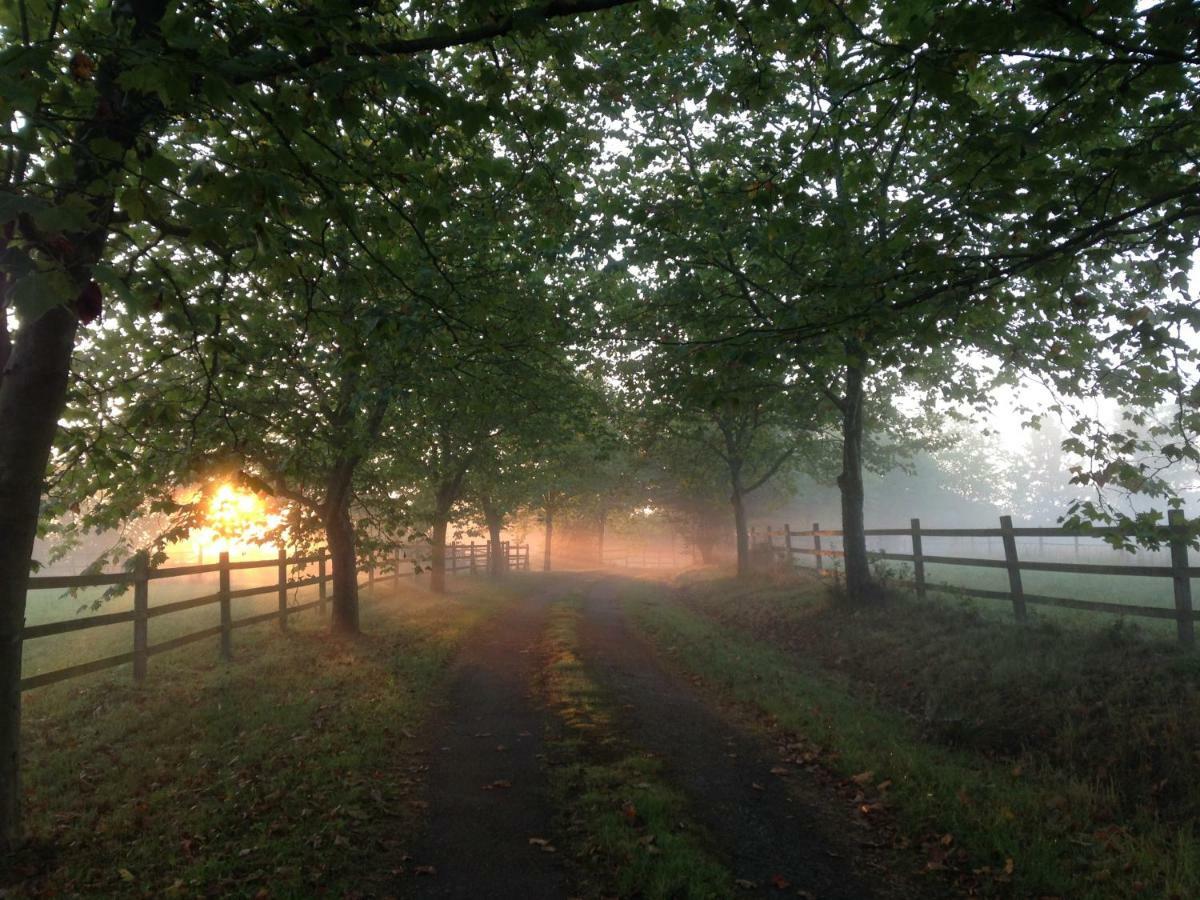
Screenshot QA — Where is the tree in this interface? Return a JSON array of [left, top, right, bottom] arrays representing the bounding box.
[[0, 0, 645, 849], [598, 0, 1199, 600], [627, 336, 827, 577]]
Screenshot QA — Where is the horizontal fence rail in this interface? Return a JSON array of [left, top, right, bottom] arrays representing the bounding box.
[[601, 547, 680, 569], [22, 540, 531, 691], [751, 511, 1199, 646]]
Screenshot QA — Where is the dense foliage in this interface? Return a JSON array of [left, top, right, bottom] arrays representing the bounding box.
[[2, 0, 1197, 849]]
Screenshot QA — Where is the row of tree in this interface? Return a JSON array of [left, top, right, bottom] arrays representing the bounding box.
[[2, 0, 1197, 854], [0, 0, 652, 849], [591, 0, 1200, 593]]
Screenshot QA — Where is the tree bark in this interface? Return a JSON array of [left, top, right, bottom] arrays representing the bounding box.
[[320, 455, 363, 634], [730, 475, 750, 578], [0, 306, 79, 849], [479, 494, 506, 577], [324, 497, 360, 634], [428, 458, 471, 594], [485, 513, 504, 577], [543, 505, 554, 572], [838, 359, 875, 603], [430, 515, 449, 594]]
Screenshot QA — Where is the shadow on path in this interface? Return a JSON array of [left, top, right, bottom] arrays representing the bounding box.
[[576, 575, 899, 899], [401, 577, 583, 899]]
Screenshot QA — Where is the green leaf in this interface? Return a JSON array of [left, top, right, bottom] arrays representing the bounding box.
[[9, 268, 75, 321]]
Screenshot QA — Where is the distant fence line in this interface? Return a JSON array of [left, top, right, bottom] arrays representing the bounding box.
[[22, 541, 530, 692], [601, 546, 680, 569], [751, 511, 1200, 647]]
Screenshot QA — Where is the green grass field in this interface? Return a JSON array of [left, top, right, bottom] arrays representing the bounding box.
[[624, 571, 1200, 898], [10, 573, 507, 898], [779, 538, 1197, 640]]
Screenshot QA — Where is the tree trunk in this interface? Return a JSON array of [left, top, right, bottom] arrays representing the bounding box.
[[0, 305, 79, 849], [429, 468, 467, 594], [325, 498, 360, 634], [596, 509, 607, 563], [485, 512, 504, 577], [838, 359, 874, 603], [731, 479, 750, 578], [430, 515, 448, 593], [543, 506, 554, 572], [696, 525, 718, 565]]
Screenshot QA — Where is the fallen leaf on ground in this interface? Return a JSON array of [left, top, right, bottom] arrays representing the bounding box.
[[734, 879, 757, 889], [851, 770, 874, 785], [414, 865, 436, 876], [483, 780, 512, 790], [770, 873, 791, 889]]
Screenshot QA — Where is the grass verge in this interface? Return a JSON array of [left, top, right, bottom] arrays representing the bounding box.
[[538, 597, 732, 899], [8, 578, 506, 899], [623, 573, 1200, 899]]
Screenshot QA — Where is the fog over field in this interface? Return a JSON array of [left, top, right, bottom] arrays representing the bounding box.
[[3, 1, 1200, 897]]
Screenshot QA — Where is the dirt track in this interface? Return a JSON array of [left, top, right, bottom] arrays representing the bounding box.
[[402, 572, 939, 899], [402, 577, 575, 898]]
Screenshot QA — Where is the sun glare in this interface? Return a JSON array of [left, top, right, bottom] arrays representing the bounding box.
[[190, 483, 276, 559], [209, 483, 264, 534]]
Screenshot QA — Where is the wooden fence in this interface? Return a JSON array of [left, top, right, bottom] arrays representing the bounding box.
[[22, 541, 531, 691], [752, 511, 1200, 646], [445, 540, 530, 574], [602, 547, 680, 569]]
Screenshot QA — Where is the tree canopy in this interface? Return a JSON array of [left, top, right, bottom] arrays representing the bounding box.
[[2, 0, 1198, 849]]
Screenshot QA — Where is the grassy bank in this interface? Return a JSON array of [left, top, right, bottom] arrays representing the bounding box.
[[9, 577, 506, 898], [538, 598, 731, 899], [798, 548, 1197, 640], [623, 572, 1200, 898]]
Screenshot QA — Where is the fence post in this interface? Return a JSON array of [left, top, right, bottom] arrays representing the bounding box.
[[395, 546, 402, 583], [132, 552, 149, 683], [277, 546, 288, 631], [1168, 509, 1195, 648], [469, 541, 477, 575], [910, 518, 926, 602], [318, 555, 328, 617], [219, 550, 232, 660], [812, 523, 823, 575], [783, 524, 794, 572], [999, 516, 1027, 623]]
